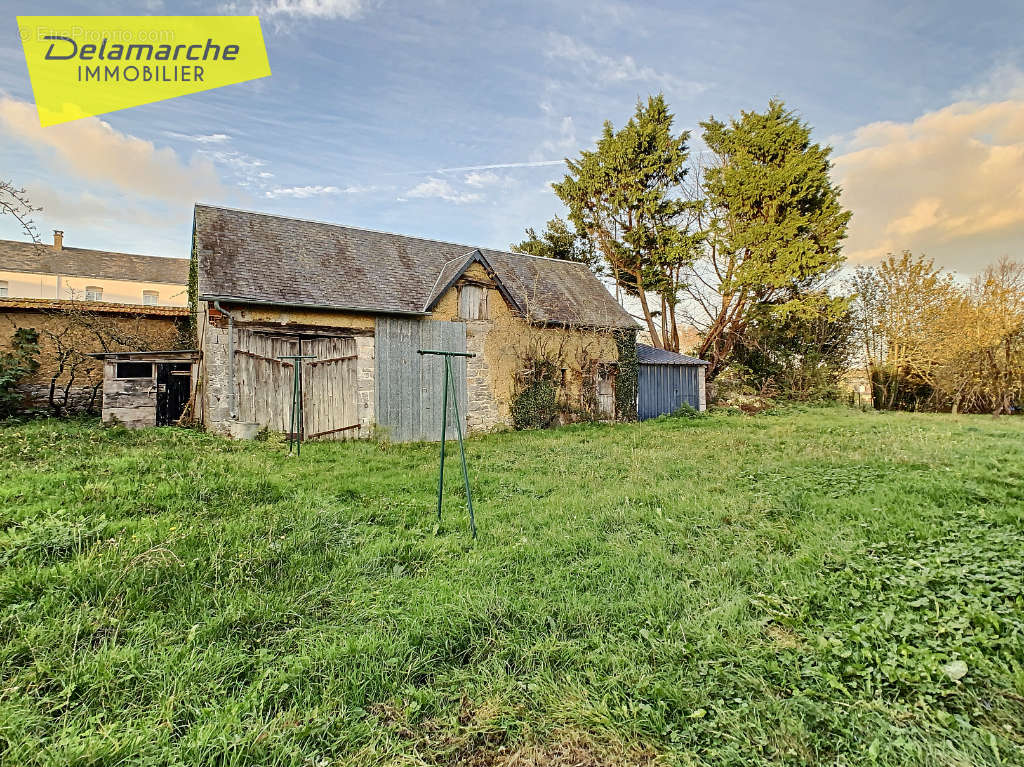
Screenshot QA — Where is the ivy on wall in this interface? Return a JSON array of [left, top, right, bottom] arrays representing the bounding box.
[[510, 356, 560, 430], [185, 243, 199, 349], [613, 328, 638, 422]]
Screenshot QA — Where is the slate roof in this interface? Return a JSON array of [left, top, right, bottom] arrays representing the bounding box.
[[636, 343, 709, 366], [0, 239, 188, 284], [193, 204, 635, 329]]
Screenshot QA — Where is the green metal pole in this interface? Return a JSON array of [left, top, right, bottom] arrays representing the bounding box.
[[436, 356, 449, 522], [294, 361, 302, 456], [280, 355, 315, 456], [291, 361, 300, 455], [448, 360, 476, 538]]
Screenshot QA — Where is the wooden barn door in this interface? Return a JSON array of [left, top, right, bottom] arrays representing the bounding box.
[[375, 318, 467, 442], [302, 335, 359, 440], [234, 329, 300, 432], [233, 330, 359, 439]]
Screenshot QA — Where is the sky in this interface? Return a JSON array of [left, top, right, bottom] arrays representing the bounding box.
[[2, 0, 1023, 275]]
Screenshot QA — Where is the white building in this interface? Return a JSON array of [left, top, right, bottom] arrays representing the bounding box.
[[0, 230, 189, 307]]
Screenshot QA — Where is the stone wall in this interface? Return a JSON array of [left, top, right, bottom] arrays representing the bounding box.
[[354, 335, 375, 433], [199, 305, 233, 434], [428, 263, 620, 432], [0, 300, 186, 414], [464, 319, 501, 432]]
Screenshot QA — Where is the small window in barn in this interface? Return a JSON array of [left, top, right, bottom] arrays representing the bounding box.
[[115, 361, 153, 379], [0, 280, 7, 297], [85, 286, 103, 301], [458, 284, 488, 320], [142, 290, 158, 306]]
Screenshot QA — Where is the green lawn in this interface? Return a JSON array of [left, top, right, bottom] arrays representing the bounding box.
[[1, 407, 1022, 766]]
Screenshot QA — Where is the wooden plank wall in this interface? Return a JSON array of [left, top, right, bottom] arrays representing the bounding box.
[[101, 361, 157, 428], [303, 336, 358, 439], [233, 329, 360, 440], [234, 330, 299, 433], [375, 318, 467, 442]]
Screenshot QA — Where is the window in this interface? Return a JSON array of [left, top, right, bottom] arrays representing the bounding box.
[[142, 290, 159, 306], [85, 286, 103, 301], [0, 280, 7, 298], [458, 284, 488, 320], [115, 361, 154, 379]]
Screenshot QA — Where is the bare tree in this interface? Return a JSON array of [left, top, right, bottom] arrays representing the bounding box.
[[1, 179, 42, 244], [39, 299, 172, 414]]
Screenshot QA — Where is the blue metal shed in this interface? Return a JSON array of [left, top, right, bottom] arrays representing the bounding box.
[[636, 344, 710, 420]]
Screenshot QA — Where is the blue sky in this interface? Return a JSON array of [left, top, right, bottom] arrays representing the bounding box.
[[2, 0, 1024, 273]]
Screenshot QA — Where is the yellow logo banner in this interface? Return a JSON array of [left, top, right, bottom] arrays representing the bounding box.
[[18, 16, 271, 127]]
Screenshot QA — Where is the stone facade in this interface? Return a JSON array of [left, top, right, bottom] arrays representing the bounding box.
[[0, 298, 186, 414], [198, 266, 622, 439], [428, 263, 620, 432], [199, 307, 234, 432], [354, 335, 375, 433], [463, 319, 501, 432]]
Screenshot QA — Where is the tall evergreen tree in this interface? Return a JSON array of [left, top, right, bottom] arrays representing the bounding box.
[[553, 95, 694, 348], [511, 216, 599, 270], [688, 100, 851, 376]]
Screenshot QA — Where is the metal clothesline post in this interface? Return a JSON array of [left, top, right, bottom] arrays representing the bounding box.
[[418, 349, 477, 538], [279, 354, 316, 455]]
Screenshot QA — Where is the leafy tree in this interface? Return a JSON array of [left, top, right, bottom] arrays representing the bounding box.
[[687, 100, 851, 377], [0, 327, 40, 417], [554, 94, 698, 349], [511, 216, 599, 269], [932, 258, 1024, 415], [850, 253, 1023, 414], [849, 252, 957, 410], [732, 292, 855, 400]]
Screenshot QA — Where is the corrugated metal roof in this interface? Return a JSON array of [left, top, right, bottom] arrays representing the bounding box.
[[193, 204, 636, 329], [0, 239, 188, 284], [636, 343, 709, 366]]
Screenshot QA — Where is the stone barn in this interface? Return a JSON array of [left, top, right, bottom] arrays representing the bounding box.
[[192, 204, 637, 440]]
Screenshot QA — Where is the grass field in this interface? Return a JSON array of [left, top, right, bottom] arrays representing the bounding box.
[[1, 406, 1022, 766]]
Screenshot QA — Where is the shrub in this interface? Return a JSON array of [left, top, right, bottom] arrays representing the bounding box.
[[0, 327, 40, 418]]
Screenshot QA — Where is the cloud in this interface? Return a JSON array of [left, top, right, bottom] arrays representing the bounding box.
[[463, 171, 500, 187], [834, 90, 1024, 273], [190, 133, 232, 144], [24, 182, 170, 231], [0, 96, 223, 203], [248, 0, 363, 19], [952, 62, 1024, 102], [264, 184, 369, 198], [537, 115, 577, 156], [403, 178, 481, 204], [196, 148, 270, 190], [546, 33, 707, 96]]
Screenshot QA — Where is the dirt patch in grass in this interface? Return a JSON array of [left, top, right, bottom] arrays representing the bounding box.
[[451, 732, 662, 767], [763, 622, 803, 650]]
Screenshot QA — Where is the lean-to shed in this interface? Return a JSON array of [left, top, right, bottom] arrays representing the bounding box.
[[89, 349, 199, 428], [636, 344, 709, 419]]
